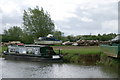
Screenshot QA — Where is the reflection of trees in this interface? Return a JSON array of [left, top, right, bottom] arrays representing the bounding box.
[[100, 57, 120, 78], [118, 63, 120, 78]]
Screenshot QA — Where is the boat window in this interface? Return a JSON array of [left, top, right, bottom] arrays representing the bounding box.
[[27, 48, 33, 54], [10, 48, 16, 53], [40, 47, 56, 55], [19, 48, 26, 54]]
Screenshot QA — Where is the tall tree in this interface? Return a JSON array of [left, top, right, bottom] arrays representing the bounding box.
[[67, 35, 76, 42], [20, 31, 34, 44], [23, 6, 55, 38]]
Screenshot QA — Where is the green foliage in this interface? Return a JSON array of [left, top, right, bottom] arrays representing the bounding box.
[[2, 6, 55, 43], [61, 33, 117, 42], [53, 30, 64, 40], [0, 46, 7, 53], [0, 46, 8, 57], [20, 32, 34, 44], [2, 26, 23, 42], [53, 46, 101, 63], [2, 26, 34, 44], [62, 48, 101, 54], [54, 46, 101, 64], [81, 33, 117, 41], [2, 35, 10, 42], [23, 6, 55, 38], [66, 35, 76, 42]]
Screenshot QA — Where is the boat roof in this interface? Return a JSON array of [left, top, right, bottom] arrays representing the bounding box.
[[38, 37, 60, 41], [25, 44, 49, 47], [111, 35, 120, 42], [8, 44, 50, 48]]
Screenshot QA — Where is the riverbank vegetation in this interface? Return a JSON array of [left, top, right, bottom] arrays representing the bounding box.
[[53, 46, 101, 54], [53, 46, 102, 64], [0, 46, 7, 57]]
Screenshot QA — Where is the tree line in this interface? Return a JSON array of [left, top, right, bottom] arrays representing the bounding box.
[[1, 6, 64, 43], [1, 6, 117, 43]]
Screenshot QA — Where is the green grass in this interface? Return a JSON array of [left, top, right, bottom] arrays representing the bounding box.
[[61, 49, 101, 54], [54, 46, 101, 55], [0, 46, 7, 53], [53, 46, 102, 64], [0, 46, 7, 57]]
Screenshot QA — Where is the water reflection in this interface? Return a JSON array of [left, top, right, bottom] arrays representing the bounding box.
[[99, 58, 120, 78], [1, 58, 119, 78]]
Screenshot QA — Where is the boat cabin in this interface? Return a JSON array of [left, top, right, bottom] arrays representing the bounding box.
[[7, 45, 57, 58]]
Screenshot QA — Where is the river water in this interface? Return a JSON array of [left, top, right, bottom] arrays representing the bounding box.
[[0, 58, 119, 78]]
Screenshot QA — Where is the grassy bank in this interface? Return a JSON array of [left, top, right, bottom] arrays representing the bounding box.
[[53, 46, 101, 54], [53, 46, 102, 64], [0, 46, 7, 57]]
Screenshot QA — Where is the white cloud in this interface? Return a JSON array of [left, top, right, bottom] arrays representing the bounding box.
[[102, 20, 118, 33], [0, 14, 3, 33], [81, 17, 93, 22]]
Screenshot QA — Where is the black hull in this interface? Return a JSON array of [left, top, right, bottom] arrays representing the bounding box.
[[3, 54, 63, 62]]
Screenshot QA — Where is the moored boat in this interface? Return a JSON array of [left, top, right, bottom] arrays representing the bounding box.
[[2, 44, 63, 62], [34, 34, 62, 45]]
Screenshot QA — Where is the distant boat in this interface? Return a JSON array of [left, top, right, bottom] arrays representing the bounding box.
[[111, 35, 120, 43], [3, 45, 62, 61], [34, 37, 62, 45]]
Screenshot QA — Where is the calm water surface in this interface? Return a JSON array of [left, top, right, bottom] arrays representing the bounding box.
[[0, 58, 119, 78]]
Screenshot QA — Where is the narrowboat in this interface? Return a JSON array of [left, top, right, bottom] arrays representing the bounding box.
[[100, 35, 120, 58], [2, 44, 63, 61]]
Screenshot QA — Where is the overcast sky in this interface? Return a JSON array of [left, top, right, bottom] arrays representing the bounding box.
[[0, 0, 119, 36]]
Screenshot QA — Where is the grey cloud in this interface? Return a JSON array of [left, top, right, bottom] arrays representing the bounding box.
[[2, 14, 22, 25], [55, 2, 118, 35]]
